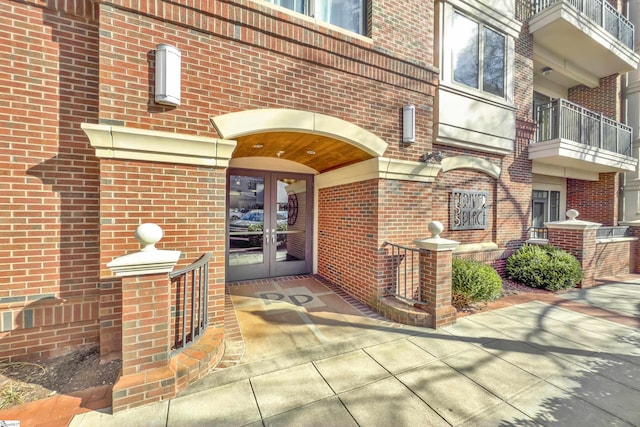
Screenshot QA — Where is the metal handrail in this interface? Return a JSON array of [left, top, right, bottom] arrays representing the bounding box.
[[534, 98, 632, 156], [381, 242, 421, 304], [532, 0, 634, 49], [169, 253, 211, 356]]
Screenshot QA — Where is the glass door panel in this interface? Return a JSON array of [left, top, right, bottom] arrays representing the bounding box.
[[227, 170, 312, 281], [228, 173, 266, 279], [273, 176, 310, 277]]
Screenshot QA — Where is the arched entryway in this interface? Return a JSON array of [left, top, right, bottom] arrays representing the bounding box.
[[211, 109, 388, 282]]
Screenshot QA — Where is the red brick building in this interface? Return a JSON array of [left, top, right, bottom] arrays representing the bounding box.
[[1, 0, 638, 368]]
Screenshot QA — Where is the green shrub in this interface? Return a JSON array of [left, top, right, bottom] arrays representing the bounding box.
[[506, 244, 582, 291], [452, 258, 502, 307]]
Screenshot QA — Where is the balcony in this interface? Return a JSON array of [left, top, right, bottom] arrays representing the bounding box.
[[530, 0, 639, 87], [530, 99, 637, 175]]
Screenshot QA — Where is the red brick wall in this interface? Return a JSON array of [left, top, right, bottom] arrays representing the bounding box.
[[515, 2, 534, 122], [569, 75, 621, 121], [3, 0, 440, 361], [0, 0, 100, 361], [548, 227, 597, 287], [595, 240, 631, 277], [98, 159, 227, 356], [377, 179, 432, 304], [432, 150, 496, 244], [567, 173, 619, 225], [371, 0, 434, 66], [378, 180, 433, 246], [95, 0, 436, 162], [628, 226, 640, 273], [318, 180, 380, 305], [499, 120, 535, 248]]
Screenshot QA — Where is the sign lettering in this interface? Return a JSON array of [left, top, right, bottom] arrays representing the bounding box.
[[451, 190, 489, 230]]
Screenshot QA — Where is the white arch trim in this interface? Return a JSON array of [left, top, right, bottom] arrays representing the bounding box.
[[441, 155, 501, 179], [211, 109, 387, 157]]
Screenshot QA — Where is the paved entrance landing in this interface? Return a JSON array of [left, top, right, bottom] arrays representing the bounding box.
[[229, 277, 392, 363], [65, 275, 640, 426]]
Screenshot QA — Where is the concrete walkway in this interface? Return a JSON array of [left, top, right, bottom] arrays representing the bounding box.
[[558, 276, 640, 318], [70, 279, 640, 426]]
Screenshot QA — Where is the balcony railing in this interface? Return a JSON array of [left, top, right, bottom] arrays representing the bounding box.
[[528, 227, 549, 240], [535, 98, 633, 157], [596, 225, 630, 239], [533, 0, 634, 49]]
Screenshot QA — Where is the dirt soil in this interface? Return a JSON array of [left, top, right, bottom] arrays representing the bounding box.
[[454, 277, 551, 315], [0, 346, 121, 410]]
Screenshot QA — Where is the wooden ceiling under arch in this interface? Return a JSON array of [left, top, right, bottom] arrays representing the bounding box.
[[232, 131, 374, 173]]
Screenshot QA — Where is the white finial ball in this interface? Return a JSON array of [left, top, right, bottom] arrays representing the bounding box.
[[428, 221, 444, 238], [135, 223, 163, 251], [566, 209, 579, 220]]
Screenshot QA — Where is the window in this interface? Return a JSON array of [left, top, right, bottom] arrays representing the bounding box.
[[452, 12, 505, 97], [264, 0, 365, 34], [532, 190, 560, 228]]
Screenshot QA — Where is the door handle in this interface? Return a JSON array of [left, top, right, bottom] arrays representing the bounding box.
[[271, 229, 276, 245]]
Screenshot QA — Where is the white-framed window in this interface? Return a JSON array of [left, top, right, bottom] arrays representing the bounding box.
[[451, 11, 505, 97], [265, 0, 365, 35], [532, 189, 561, 229]]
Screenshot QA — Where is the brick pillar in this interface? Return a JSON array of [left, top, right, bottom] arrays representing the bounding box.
[[414, 221, 459, 328], [120, 274, 171, 376], [619, 219, 640, 273], [546, 209, 600, 288], [106, 223, 181, 412]]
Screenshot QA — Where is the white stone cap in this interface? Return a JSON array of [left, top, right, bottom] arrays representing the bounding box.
[[414, 221, 460, 252], [545, 209, 601, 230], [107, 223, 181, 277]]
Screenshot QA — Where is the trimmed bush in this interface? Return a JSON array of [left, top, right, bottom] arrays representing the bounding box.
[[452, 258, 502, 307], [506, 244, 582, 291]]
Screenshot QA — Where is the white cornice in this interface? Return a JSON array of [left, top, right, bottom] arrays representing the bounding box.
[[81, 123, 237, 167], [315, 157, 442, 189]]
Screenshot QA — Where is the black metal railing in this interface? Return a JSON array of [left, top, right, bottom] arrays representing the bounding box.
[[382, 242, 421, 304], [596, 225, 630, 239], [528, 227, 549, 240], [169, 253, 211, 355], [532, 0, 634, 49], [535, 99, 632, 157]]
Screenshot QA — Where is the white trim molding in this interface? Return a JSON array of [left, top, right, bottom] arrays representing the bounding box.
[[315, 157, 442, 189], [211, 109, 388, 158], [441, 155, 501, 178], [82, 123, 237, 167]]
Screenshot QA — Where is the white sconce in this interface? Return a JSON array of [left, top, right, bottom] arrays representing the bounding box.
[[155, 44, 181, 106], [403, 104, 415, 143]]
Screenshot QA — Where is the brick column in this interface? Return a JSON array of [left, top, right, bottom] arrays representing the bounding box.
[[546, 209, 600, 288], [106, 223, 181, 412], [414, 221, 459, 328], [120, 274, 171, 376]]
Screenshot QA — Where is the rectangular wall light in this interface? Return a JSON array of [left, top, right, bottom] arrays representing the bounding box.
[[403, 104, 415, 143], [155, 44, 181, 106]]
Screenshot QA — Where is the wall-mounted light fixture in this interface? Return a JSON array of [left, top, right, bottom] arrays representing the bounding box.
[[155, 44, 181, 106], [403, 104, 416, 143], [420, 151, 443, 163], [541, 66, 553, 76]]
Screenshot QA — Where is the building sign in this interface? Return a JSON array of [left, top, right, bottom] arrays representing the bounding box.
[[451, 190, 489, 230]]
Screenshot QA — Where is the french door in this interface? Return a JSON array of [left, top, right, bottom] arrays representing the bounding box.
[[227, 169, 313, 281]]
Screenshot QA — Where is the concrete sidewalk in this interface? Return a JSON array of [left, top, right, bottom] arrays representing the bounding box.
[[558, 276, 640, 318], [70, 283, 640, 427]]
